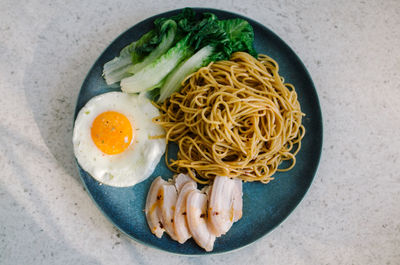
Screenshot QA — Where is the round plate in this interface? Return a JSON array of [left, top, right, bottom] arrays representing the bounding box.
[[74, 8, 323, 255]]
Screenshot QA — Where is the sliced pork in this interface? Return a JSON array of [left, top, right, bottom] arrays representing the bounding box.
[[173, 181, 197, 243], [207, 176, 236, 237], [157, 183, 178, 240], [232, 178, 243, 222], [186, 190, 216, 252], [173, 173, 195, 193], [145, 174, 244, 252], [145, 176, 168, 238]]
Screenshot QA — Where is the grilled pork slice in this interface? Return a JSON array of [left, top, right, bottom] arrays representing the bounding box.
[[173, 173, 195, 193], [173, 181, 197, 243], [186, 190, 216, 252], [145, 176, 168, 238], [207, 176, 237, 237], [157, 183, 178, 240], [232, 178, 243, 222]]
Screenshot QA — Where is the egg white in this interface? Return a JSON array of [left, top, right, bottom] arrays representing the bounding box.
[[73, 92, 166, 187]]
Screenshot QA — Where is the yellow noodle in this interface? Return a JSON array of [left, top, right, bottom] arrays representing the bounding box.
[[154, 52, 305, 184]]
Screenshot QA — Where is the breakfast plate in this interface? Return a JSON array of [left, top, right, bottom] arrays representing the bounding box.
[[74, 8, 323, 255]]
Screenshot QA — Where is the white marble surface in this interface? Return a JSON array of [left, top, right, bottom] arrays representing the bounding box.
[[1, 0, 399, 264]]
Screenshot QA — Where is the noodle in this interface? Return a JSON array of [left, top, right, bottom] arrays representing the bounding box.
[[154, 52, 305, 184]]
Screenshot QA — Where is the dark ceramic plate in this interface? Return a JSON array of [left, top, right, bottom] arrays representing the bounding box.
[[74, 8, 323, 255]]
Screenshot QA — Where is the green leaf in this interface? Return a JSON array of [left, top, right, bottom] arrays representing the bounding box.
[[120, 35, 193, 93], [158, 45, 214, 102], [218, 18, 257, 56], [127, 20, 177, 74]]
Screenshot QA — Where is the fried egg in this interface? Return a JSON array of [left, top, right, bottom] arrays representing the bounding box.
[[73, 91, 166, 187]]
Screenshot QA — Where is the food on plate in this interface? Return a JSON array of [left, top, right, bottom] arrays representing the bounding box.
[[145, 175, 242, 251], [172, 173, 195, 193], [86, 7, 306, 252], [186, 189, 216, 252], [174, 181, 197, 243], [103, 19, 178, 85], [232, 178, 243, 222], [208, 176, 242, 236], [157, 183, 178, 240], [73, 92, 166, 187], [155, 52, 305, 184], [102, 8, 257, 101], [145, 176, 168, 238]]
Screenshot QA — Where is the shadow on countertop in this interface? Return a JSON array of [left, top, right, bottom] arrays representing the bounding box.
[[0, 187, 101, 265]]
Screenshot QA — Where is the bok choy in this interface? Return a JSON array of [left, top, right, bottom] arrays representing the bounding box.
[[102, 8, 257, 102]]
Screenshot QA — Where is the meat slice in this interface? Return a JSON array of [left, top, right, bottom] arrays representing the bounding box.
[[173, 181, 197, 243], [207, 176, 236, 237], [173, 173, 195, 193], [232, 178, 243, 222], [145, 176, 168, 238], [157, 183, 178, 240], [186, 190, 216, 252]]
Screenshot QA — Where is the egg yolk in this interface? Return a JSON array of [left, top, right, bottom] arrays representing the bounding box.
[[91, 111, 134, 155]]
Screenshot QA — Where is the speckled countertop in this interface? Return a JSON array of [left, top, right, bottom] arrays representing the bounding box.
[[1, 0, 399, 264]]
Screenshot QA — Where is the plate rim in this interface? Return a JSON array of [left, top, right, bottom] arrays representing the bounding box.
[[74, 7, 323, 256]]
